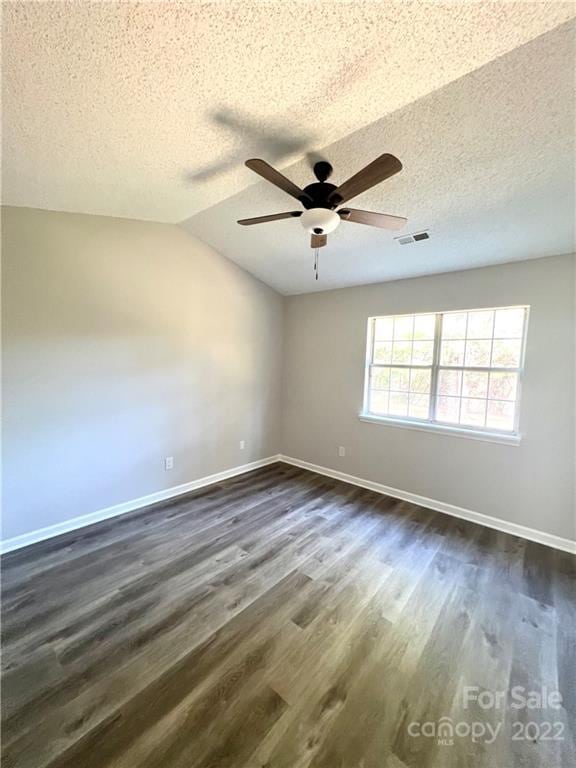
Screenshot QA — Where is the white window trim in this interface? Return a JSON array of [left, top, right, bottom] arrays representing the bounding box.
[[358, 413, 522, 445], [361, 306, 529, 442]]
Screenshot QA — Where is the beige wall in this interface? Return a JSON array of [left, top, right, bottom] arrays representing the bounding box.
[[281, 255, 576, 541], [3, 209, 574, 545], [2, 207, 283, 541]]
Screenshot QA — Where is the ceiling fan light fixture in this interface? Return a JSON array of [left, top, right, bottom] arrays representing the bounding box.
[[300, 208, 340, 235]]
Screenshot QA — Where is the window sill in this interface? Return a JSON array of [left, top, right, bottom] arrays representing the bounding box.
[[358, 413, 522, 445]]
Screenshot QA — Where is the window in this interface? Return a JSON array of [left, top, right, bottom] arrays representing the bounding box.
[[362, 306, 528, 438]]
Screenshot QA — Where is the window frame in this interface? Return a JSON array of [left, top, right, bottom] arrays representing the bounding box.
[[361, 306, 529, 443]]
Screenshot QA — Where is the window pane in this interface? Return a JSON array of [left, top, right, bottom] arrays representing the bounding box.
[[465, 340, 491, 367], [374, 317, 394, 340], [390, 368, 410, 391], [438, 369, 462, 396], [412, 340, 434, 365], [492, 339, 522, 368], [462, 371, 488, 399], [488, 372, 518, 401], [392, 341, 412, 364], [389, 392, 409, 416], [436, 396, 460, 423], [370, 390, 389, 415], [373, 341, 392, 363], [442, 312, 467, 339], [494, 308, 525, 338], [410, 368, 431, 393], [409, 394, 430, 419], [440, 340, 465, 366], [370, 367, 390, 390], [467, 310, 494, 339], [367, 306, 526, 435], [486, 400, 515, 431], [394, 316, 414, 341], [460, 398, 486, 427], [414, 314, 435, 340]]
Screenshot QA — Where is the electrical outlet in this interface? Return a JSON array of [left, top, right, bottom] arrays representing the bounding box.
[[338, 446, 346, 457], [239, 440, 246, 450], [165, 456, 174, 471]]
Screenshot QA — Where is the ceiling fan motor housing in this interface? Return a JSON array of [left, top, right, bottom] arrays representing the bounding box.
[[300, 182, 339, 209], [300, 208, 341, 235]]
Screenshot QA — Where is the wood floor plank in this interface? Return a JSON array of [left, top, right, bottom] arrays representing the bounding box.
[[1, 464, 296, 588], [1, 462, 574, 768], [2, 471, 331, 672]]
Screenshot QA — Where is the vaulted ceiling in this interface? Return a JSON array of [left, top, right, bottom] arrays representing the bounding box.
[[3, 2, 575, 293], [182, 21, 576, 293]]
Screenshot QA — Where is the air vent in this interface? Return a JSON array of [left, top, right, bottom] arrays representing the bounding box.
[[395, 230, 430, 245]]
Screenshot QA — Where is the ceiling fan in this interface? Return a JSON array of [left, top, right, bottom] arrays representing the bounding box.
[[237, 154, 407, 250]]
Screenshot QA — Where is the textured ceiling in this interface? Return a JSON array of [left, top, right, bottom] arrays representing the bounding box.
[[182, 22, 576, 294], [3, 1, 575, 223]]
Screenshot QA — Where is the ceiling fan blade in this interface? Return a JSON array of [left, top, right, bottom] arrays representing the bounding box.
[[237, 211, 302, 226], [329, 154, 402, 205], [311, 233, 327, 248], [338, 208, 407, 231], [245, 159, 307, 202]]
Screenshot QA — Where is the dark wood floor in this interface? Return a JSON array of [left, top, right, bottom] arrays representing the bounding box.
[[1, 463, 574, 768]]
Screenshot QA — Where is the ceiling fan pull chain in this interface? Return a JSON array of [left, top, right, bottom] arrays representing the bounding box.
[[314, 247, 320, 280]]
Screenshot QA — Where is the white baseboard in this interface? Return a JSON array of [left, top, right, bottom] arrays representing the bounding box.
[[3, 453, 574, 556], [279, 455, 576, 555], [0, 455, 282, 555]]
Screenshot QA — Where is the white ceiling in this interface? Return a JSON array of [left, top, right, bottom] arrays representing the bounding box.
[[182, 21, 576, 294], [3, 1, 574, 223], [2, 3, 575, 294]]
